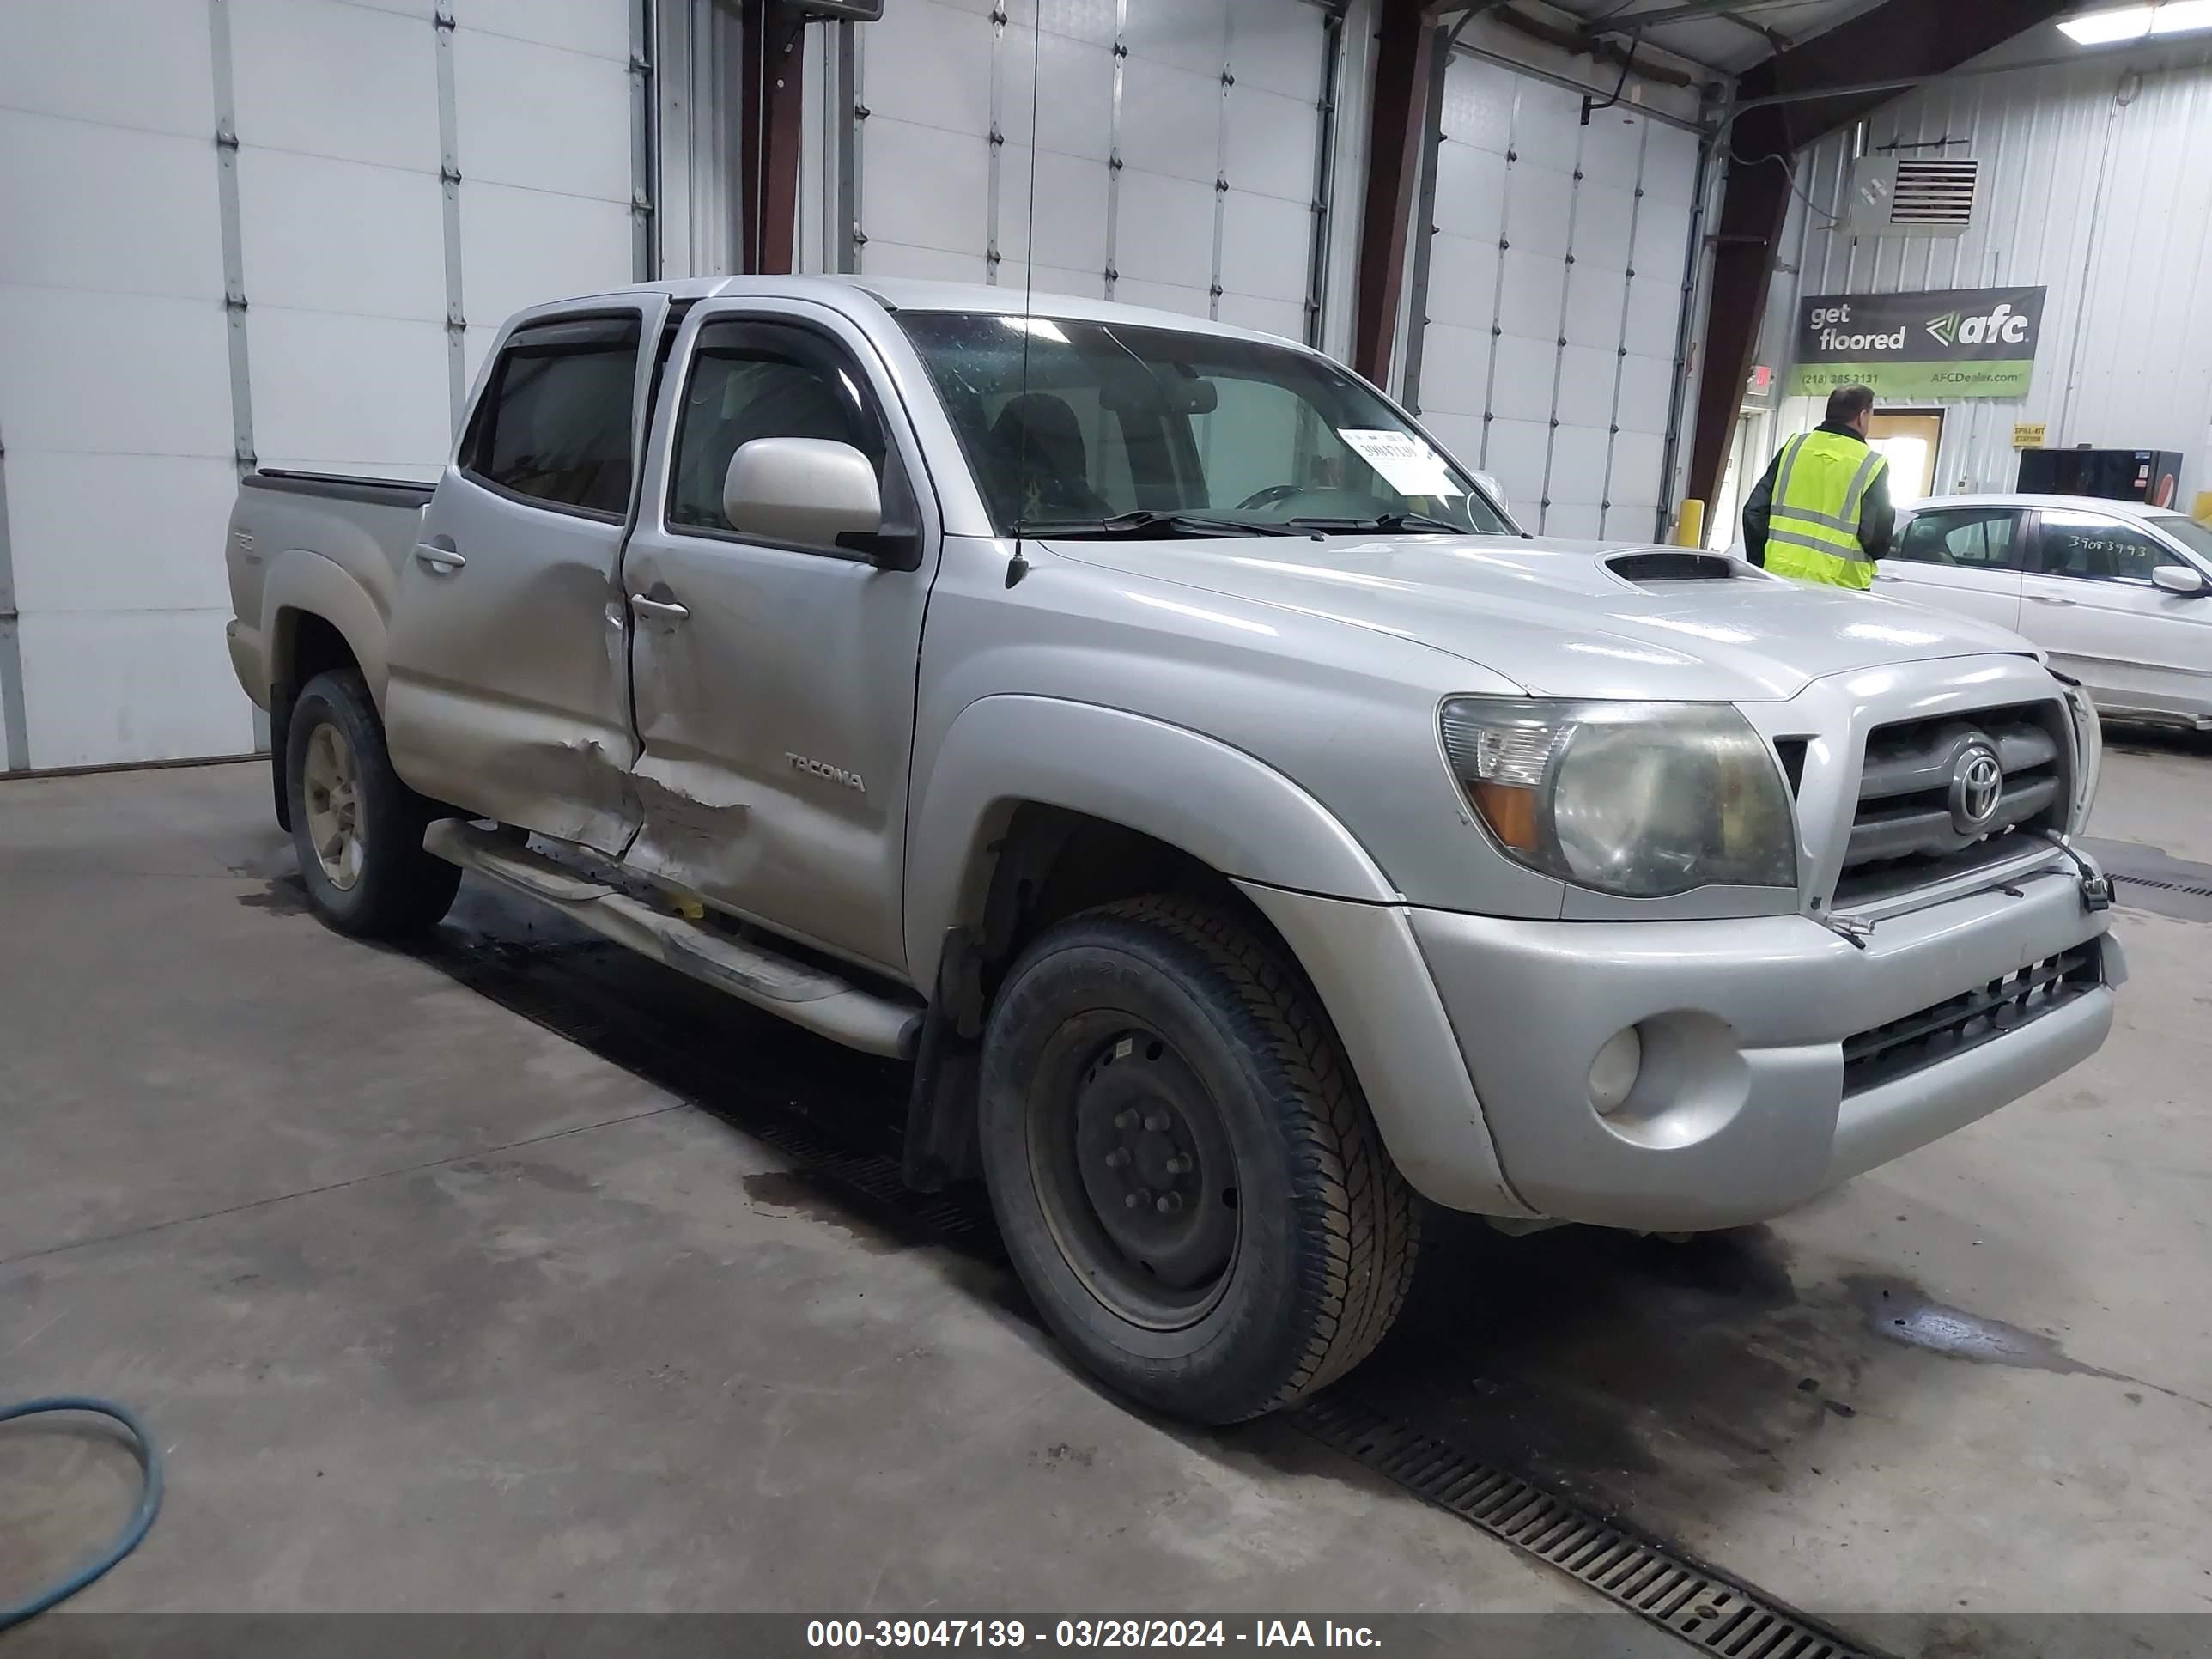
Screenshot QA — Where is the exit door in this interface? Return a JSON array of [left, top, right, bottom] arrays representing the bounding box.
[[1866, 410, 1944, 507]]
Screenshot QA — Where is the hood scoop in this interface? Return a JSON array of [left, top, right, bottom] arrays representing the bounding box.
[[1603, 550, 1747, 586]]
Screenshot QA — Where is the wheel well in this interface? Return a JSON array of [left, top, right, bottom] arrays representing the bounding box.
[[902, 803, 1302, 1192], [283, 610, 361, 693], [981, 805, 1255, 963], [269, 611, 362, 832]]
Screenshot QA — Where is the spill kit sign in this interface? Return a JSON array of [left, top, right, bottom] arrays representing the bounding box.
[[1788, 285, 2046, 400]]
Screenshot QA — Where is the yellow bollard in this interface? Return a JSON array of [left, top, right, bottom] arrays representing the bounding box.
[[2193, 491, 2212, 529], [1672, 499, 1706, 549]]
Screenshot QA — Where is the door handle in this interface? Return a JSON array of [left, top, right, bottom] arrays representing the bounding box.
[[413, 542, 466, 574], [629, 593, 690, 624], [2029, 594, 2076, 606]]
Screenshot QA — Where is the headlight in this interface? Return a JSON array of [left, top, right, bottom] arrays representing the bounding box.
[[1440, 698, 1797, 897]]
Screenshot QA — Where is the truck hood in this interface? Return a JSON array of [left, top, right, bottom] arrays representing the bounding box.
[[1042, 532, 2037, 702]]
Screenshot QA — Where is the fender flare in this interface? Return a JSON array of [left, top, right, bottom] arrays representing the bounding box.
[[903, 695, 1397, 986], [261, 549, 391, 709]]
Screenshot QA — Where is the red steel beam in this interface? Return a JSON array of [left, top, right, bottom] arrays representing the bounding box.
[[1683, 0, 2075, 515], [739, 0, 809, 275], [1352, 0, 1440, 386]]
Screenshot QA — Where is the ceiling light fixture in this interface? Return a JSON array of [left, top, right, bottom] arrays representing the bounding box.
[[2059, 0, 2212, 42]]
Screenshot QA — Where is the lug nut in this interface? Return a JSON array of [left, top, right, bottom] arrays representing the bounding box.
[[1115, 1110, 1137, 1131], [1144, 1111, 1170, 1133], [1104, 1148, 1130, 1170], [1125, 1189, 1147, 1209], [1165, 1153, 1193, 1176], [1155, 1193, 1182, 1215]]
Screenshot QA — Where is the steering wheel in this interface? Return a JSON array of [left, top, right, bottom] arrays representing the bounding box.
[[1236, 483, 1305, 511]]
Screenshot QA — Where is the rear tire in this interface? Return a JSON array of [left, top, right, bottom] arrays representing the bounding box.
[[977, 895, 1419, 1424], [286, 669, 460, 939]]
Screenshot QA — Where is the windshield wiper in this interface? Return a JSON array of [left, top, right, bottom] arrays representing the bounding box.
[[1287, 511, 1472, 536], [1019, 511, 1301, 539]]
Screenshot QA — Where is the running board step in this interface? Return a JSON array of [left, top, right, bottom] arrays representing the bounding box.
[[423, 819, 924, 1060]]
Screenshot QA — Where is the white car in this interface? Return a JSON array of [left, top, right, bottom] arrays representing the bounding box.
[[1875, 494, 2212, 730]]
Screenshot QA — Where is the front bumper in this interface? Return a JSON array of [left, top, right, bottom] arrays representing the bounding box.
[[1409, 862, 2119, 1231]]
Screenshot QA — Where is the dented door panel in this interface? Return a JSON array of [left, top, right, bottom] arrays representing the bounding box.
[[618, 300, 939, 981], [383, 299, 665, 850]]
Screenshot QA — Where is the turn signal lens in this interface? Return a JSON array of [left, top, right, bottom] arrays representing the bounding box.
[[1471, 781, 1540, 851]]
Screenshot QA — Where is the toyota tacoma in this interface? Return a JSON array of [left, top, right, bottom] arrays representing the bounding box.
[[223, 276, 2120, 1423]]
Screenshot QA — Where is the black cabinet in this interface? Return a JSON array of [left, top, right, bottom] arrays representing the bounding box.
[[2016, 447, 2185, 507]]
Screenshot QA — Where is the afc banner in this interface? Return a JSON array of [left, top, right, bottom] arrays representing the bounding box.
[[1788, 284, 2047, 400]]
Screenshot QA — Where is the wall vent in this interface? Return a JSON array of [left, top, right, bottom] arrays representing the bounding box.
[[1844, 155, 1978, 237]]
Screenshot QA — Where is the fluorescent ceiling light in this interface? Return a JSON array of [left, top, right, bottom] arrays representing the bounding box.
[[2059, 1, 2212, 41], [2060, 5, 2152, 41], [2153, 0, 2212, 30]]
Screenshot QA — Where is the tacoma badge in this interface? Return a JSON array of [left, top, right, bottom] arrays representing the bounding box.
[[786, 752, 865, 793]]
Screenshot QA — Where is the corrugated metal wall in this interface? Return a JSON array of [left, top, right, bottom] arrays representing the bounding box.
[[1774, 45, 2212, 501]]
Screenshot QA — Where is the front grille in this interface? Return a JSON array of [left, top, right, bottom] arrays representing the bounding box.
[[1842, 942, 2102, 1097], [1834, 702, 2071, 906]]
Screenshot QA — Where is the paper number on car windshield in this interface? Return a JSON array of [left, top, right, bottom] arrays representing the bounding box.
[[1337, 429, 1463, 499]]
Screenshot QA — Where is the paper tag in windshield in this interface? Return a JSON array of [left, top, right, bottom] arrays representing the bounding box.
[[1337, 429, 1463, 497]]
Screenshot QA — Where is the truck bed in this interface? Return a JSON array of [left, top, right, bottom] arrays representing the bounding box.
[[224, 468, 439, 720]]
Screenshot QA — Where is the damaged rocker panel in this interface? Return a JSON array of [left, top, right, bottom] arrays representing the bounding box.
[[423, 818, 923, 1059]]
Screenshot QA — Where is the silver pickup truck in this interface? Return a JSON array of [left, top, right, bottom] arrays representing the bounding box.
[[224, 276, 2120, 1423]]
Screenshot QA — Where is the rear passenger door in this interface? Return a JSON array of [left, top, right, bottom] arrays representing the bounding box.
[[1874, 507, 2026, 632], [2019, 508, 2212, 720], [384, 300, 665, 850]]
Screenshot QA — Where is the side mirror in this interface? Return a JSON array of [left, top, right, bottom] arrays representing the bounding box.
[[723, 437, 882, 555], [2153, 562, 2207, 596]]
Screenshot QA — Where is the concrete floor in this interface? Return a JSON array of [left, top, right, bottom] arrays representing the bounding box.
[[2, 745, 2208, 1636]]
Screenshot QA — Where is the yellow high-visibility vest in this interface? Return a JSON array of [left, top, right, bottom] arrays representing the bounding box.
[[1764, 429, 1888, 591]]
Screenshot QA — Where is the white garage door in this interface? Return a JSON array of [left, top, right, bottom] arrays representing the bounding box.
[[854, 0, 1328, 342], [1411, 53, 1698, 541], [0, 0, 640, 770], [232, 0, 640, 477]]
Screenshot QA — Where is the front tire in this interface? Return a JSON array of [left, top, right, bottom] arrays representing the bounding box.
[[286, 669, 460, 939], [977, 896, 1419, 1424]]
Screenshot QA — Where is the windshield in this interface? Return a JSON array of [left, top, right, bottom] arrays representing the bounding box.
[[2151, 515, 2212, 564], [897, 312, 1514, 538]]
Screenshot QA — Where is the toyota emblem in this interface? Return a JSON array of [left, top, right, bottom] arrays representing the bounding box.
[[1949, 741, 2004, 835]]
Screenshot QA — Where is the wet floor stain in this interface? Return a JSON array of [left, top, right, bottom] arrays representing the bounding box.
[[741, 1170, 922, 1255], [234, 872, 311, 915], [1849, 1274, 2113, 1375], [1850, 1274, 2211, 1412]]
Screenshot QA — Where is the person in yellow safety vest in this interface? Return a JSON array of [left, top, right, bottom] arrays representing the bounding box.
[[1741, 383, 1894, 589]]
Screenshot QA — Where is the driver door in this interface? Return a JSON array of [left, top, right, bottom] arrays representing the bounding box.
[[617, 302, 939, 978]]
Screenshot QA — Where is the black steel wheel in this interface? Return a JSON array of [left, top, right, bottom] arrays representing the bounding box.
[[1029, 1018, 1242, 1330], [978, 895, 1420, 1424]]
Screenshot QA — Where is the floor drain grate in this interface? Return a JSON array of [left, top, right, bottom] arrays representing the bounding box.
[[1291, 1395, 1881, 1659], [2112, 873, 2212, 899]]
